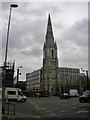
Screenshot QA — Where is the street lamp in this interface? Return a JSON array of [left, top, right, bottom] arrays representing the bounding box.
[[17, 66, 23, 87], [2, 4, 18, 114], [5, 4, 18, 65], [81, 68, 89, 90]]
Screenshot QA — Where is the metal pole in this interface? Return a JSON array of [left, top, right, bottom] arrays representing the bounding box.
[[86, 70, 89, 90], [2, 4, 18, 114], [5, 6, 12, 65], [2, 6, 12, 114]]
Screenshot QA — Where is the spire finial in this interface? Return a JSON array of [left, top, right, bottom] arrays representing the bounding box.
[[48, 13, 51, 26]]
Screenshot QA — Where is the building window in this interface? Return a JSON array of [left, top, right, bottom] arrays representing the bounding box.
[[52, 49, 54, 58]]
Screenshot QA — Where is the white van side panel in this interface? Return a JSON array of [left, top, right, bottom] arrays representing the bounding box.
[[5, 87, 27, 101], [5, 88, 18, 100]]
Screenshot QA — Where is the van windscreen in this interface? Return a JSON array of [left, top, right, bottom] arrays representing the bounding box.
[[18, 91, 23, 96]]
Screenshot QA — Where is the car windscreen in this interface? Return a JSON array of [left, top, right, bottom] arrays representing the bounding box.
[[83, 91, 90, 96]]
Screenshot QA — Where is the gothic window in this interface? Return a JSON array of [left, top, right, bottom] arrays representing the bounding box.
[[52, 49, 54, 58]]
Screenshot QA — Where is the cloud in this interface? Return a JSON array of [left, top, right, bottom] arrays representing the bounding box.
[[63, 18, 88, 46], [57, 17, 88, 68], [1, 2, 88, 80], [20, 45, 42, 57]]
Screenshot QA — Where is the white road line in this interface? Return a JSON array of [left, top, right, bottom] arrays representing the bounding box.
[[46, 110, 51, 112], [77, 109, 88, 114], [77, 111, 82, 113], [61, 111, 64, 112], [82, 109, 88, 113], [40, 108, 46, 110], [51, 113, 56, 116], [35, 106, 39, 110]]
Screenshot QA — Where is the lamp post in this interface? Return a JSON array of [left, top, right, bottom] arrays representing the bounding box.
[[17, 66, 23, 87], [5, 4, 18, 66], [2, 4, 18, 114]]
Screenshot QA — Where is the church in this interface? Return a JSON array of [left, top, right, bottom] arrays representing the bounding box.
[[26, 14, 80, 95]]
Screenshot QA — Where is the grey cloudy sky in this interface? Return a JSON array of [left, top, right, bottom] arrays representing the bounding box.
[[1, 1, 88, 81]]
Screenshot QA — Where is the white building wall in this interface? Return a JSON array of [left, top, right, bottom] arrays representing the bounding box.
[[26, 69, 41, 90]]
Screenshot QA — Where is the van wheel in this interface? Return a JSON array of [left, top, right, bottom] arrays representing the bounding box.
[[21, 99, 24, 102]]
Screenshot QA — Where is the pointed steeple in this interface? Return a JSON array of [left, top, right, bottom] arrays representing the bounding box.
[[46, 13, 54, 45], [46, 13, 53, 35], [47, 13, 52, 27]]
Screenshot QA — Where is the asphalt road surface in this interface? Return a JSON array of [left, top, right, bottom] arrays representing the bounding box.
[[5, 96, 90, 119]]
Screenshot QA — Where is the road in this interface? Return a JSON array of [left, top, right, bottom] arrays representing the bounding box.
[[5, 96, 90, 119]]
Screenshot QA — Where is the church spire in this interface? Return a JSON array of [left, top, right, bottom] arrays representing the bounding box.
[[46, 13, 54, 42], [47, 13, 52, 27]]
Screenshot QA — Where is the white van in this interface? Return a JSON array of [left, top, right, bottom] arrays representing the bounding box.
[[5, 87, 27, 102], [69, 89, 79, 97]]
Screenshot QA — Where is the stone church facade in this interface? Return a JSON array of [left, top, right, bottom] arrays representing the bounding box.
[[42, 14, 59, 95], [26, 14, 80, 95]]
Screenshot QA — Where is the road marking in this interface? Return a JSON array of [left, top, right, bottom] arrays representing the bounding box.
[[77, 109, 88, 114], [51, 113, 56, 116], [27, 99, 41, 110], [61, 111, 64, 112], [41, 108, 46, 110], [35, 106, 39, 110], [77, 111, 82, 113], [82, 111, 88, 113], [28, 99, 47, 111]]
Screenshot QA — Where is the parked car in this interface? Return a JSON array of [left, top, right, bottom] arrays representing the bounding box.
[[60, 93, 71, 99], [79, 90, 90, 103], [34, 90, 49, 97], [22, 90, 34, 97]]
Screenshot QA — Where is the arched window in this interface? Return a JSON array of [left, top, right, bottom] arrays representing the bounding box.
[[52, 49, 54, 58]]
